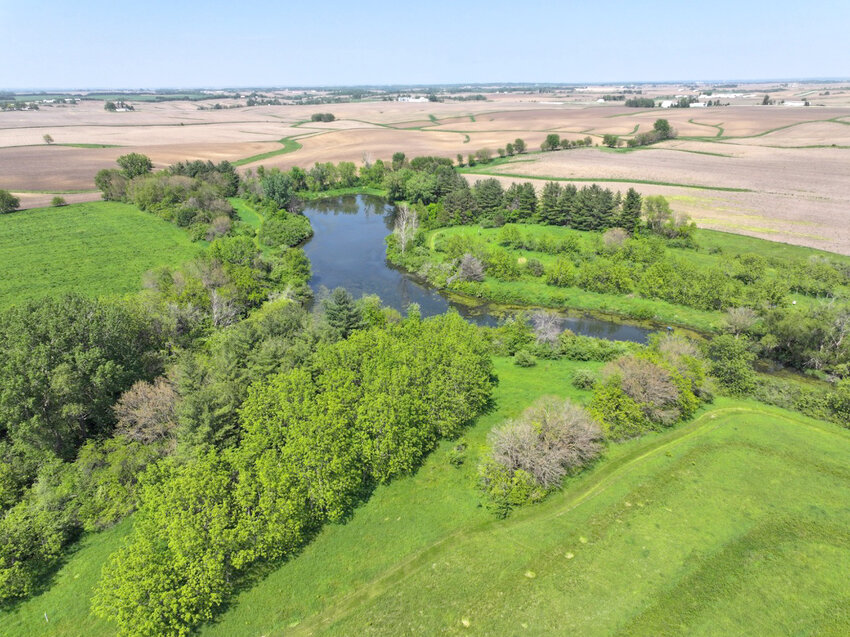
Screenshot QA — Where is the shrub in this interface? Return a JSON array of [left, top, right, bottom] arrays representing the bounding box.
[[525, 258, 545, 277], [546, 257, 576, 287], [258, 213, 312, 248], [571, 368, 597, 390], [454, 253, 485, 282], [51, 196, 67, 207], [558, 331, 630, 362], [589, 379, 655, 440], [514, 349, 537, 367], [604, 356, 681, 425], [0, 189, 19, 214], [531, 310, 560, 346], [488, 397, 603, 489], [706, 334, 756, 395], [447, 444, 467, 467]]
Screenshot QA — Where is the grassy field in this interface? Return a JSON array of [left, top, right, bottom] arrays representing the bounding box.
[[413, 224, 850, 332], [4, 358, 849, 636], [0, 202, 202, 307]]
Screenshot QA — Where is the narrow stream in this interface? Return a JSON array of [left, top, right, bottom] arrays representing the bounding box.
[[301, 195, 653, 344]]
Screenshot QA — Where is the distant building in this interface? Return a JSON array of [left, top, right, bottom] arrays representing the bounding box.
[[689, 102, 707, 108], [660, 100, 674, 108], [398, 96, 429, 103]]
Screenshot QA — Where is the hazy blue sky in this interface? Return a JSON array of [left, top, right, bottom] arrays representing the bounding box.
[[2, 0, 848, 89]]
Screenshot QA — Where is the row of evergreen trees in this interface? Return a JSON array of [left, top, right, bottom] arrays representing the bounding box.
[[454, 178, 642, 232]]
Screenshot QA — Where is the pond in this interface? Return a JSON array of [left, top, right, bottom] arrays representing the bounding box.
[[301, 195, 653, 344]]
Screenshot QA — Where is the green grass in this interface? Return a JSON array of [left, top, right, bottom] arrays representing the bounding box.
[[3, 360, 849, 636], [229, 197, 264, 230], [0, 202, 203, 307], [413, 224, 850, 332], [297, 400, 850, 636], [296, 186, 387, 200], [231, 137, 303, 167]]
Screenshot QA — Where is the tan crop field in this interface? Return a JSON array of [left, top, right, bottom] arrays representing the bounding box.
[[2, 82, 849, 252]]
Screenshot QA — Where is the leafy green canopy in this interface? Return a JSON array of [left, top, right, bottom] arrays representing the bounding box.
[[93, 312, 493, 636]]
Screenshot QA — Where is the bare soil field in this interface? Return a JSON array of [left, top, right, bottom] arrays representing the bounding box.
[[2, 83, 849, 252], [466, 143, 850, 254]]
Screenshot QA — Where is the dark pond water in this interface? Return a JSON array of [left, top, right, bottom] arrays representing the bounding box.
[[301, 195, 652, 344]]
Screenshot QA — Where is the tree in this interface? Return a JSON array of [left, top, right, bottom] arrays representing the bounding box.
[[541, 133, 560, 151], [393, 204, 418, 253], [51, 196, 66, 207], [116, 153, 152, 179], [0, 189, 20, 214], [602, 134, 619, 148], [42, 133, 54, 144], [706, 334, 756, 394], [260, 170, 295, 209], [619, 187, 642, 233], [506, 142, 515, 156], [392, 152, 406, 171], [652, 119, 674, 140], [475, 148, 493, 164], [0, 295, 164, 461], [456, 153, 464, 167], [104, 101, 117, 112], [539, 181, 563, 225], [323, 288, 365, 340], [513, 138, 526, 153]]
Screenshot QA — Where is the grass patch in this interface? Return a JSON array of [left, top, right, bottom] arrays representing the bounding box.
[[232, 137, 303, 167], [229, 197, 264, 230], [296, 186, 387, 201], [0, 202, 202, 308]]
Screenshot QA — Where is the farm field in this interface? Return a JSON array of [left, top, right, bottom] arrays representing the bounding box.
[[2, 83, 850, 252], [0, 202, 203, 307], [5, 358, 848, 636]]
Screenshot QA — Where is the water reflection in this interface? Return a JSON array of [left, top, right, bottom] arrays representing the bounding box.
[[301, 195, 652, 344]]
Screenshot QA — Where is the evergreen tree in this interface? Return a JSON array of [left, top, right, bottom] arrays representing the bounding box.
[[323, 288, 364, 340], [539, 182, 563, 225], [620, 187, 642, 233], [473, 178, 505, 216], [518, 183, 537, 221], [557, 184, 577, 227]]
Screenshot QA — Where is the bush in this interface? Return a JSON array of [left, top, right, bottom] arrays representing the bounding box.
[[480, 397, 603, 515], [51, 196, 67, 207], [558, 330, 630, 362], [571, 368, 597, 390], [0, 189, 19, 214], [258, 213, 313, 248], [604, 356, 681, 425], [706, 334, 756, 395], [514, 349, 537, 367], [589, 379, 655, 440], [525, 258, 545, 277]]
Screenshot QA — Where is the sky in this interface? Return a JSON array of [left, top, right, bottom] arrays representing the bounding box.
[[2, 0, 849, 89]]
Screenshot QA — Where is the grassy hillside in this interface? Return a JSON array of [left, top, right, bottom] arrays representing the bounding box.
[[6, 358, 849, 636], [0, 202, 202, 308]]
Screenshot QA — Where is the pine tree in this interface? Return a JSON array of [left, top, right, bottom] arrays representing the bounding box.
[[620, 187, 642, 233], [539, 182, 562, 225], [323, 288, 364, 340], [557, 184, 577, 227]]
